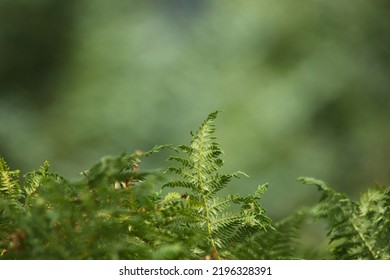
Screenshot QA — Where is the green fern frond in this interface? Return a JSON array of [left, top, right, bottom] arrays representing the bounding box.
[[0, 158, 24, 255], [163, 111, 272, 259], [299, 177, 390, 259], [83, 146, 166, 188], [23, 161, 67, 204], [0, 158, 22, 203], [231, 210, 306, 259], [138, 145, 171, 158]]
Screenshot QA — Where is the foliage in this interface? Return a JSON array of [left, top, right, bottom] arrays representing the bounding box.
[[0, 112, 389, 260], [299, 177, 390, 260], [2, 1, 389, 216], [162, 111, 272, 259]]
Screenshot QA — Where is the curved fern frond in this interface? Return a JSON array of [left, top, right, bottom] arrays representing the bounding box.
[[299, 176, 390, 260]]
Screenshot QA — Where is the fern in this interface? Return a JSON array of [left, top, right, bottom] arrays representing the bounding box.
[[1, 112, 389, 260], [163, 111, 272, 259], [0, 148, 168, 259], [299, 177, 390, 260]]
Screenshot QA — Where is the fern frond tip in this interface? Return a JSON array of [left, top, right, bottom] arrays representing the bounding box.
[[298, 176, 329, 191]]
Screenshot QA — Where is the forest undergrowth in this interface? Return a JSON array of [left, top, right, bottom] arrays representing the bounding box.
[[1, 111, 389, 259]]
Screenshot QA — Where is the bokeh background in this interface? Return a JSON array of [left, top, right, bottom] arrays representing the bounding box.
[[1, 0, 389, 252]]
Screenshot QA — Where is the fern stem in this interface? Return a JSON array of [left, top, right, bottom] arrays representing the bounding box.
[[196, 124, 220, 260], [347, 216, 377, 259], [334, 198, 377, 259], [329, 195, 378, 259], [203, 195, 220, 259], [329, 193, 377, 259]]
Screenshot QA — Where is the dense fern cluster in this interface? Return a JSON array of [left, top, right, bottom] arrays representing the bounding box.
[[0, 112, 389, 259]]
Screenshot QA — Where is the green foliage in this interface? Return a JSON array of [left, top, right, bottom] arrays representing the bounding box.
[[299, 177, 390, 260], [0, 158, 22, 243], [2, 0, 389, 227], [0, 112, 389, 260], [0, 158, 22, 204], [232, 211, 306, 260], [163, 111, 272, 259]]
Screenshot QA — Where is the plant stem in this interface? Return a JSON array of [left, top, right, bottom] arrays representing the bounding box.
[[196, 125, 220, 260]]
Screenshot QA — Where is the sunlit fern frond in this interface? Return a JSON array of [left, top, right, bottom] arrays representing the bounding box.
[[163, 111, 272, 259]]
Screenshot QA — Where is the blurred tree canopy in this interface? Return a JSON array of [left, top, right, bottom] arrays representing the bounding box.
[[0, 0, 389, 219]]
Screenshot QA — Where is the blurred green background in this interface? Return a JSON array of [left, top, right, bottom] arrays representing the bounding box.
[[1, 0, 389, 227]]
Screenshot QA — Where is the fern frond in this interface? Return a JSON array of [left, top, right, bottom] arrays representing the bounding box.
[[0, 158, 24, 256], [0, 158, 22, 203], [299, 177, 390, 259], [138, 145, 171, 158], [84, 146, 164, 188], [211, 213, 244, 248], [23, 161, 68, 210], [231, 210, 306, 259], [163, 111, 272, 259]]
